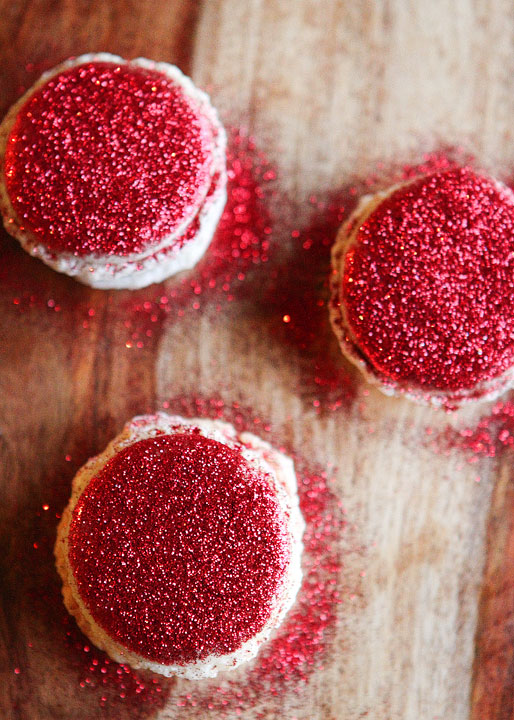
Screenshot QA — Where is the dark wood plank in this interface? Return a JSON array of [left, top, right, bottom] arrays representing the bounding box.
[[472, 460, 514, 720]]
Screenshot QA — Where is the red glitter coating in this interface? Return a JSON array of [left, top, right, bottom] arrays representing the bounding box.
[[4, 61, 213, 256], [68, 433, 291, 664], [342, 167, 514, 391]]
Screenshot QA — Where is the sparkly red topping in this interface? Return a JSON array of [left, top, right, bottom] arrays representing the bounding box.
[[4, 61, 214, 256], [68, 433, 291, 665], [342, 168, 514, 391]]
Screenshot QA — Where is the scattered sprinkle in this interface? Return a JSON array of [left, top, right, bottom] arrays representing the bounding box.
[[430, 399, 514, 460]]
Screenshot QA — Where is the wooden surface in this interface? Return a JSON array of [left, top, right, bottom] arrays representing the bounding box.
[[2, 1, 514, 718]]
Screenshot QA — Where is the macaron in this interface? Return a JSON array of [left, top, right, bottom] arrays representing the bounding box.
[[330, 167, 514, 407], [0, 54, 226, 289], [55, 413, 304, 678]]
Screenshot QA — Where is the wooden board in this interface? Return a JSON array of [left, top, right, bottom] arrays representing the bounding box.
[[2, 1, 514, 718]]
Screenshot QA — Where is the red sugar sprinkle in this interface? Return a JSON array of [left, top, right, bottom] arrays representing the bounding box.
[[66, 631, 169, 709], [430, 399, 514, 460], [5, 61, 213, 256], [342, 167, 514, 391], [46, 399, 348, 714], [68, 433, 291, 664]]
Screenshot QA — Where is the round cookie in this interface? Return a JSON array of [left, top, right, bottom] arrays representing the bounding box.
[[330, 167, 514, 407], [0, 54, 227, 289], [55, 413, 304, 679]]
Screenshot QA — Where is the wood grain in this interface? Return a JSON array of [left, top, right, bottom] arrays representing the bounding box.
[[1, 1, 514, 718], [472, 458, 514, 720]]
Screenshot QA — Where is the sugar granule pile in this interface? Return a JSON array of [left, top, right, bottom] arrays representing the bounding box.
[[17, 397, 348, 715]]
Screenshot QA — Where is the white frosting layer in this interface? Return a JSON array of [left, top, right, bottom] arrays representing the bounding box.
[[55, 413, 305, 679], [0, 54, 227, 289]]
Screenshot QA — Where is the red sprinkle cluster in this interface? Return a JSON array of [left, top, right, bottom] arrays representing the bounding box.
[[58, 420, 345, 716], [5, 61, 213, 256], [67, 642, 167, 709], [430, 399, 514, 461], [342, 167, 514, 391], [68, 433, 290, 664]]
